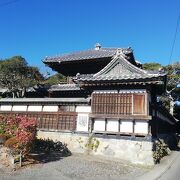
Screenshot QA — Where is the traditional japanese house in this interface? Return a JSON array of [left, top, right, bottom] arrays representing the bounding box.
[[0, 44, 176, 165], [43, 44, 175, 137]]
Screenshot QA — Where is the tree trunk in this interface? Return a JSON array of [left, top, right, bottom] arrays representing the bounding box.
[[12, 91, 15, 98], [170, 100, 175, 115]]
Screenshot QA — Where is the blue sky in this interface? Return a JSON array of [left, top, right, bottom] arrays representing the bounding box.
[[0, 0, 180, 74]]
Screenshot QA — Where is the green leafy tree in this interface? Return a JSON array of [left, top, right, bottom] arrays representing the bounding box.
[[142, 62, 162, 71], [0, 56, 44, 98], [45, 73, 67, 85], [142, 62, 180, 120], [163, 62, 180, 90], [164, 62, 180, 118]]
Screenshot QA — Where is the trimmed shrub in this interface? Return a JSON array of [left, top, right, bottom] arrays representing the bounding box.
[[0, 134, 11, 145], [32, 138, 71, 156], [1, 115, 37, 155], [0, 115, 7, 134], [153, 139, 170, 164], [4, 137, 19, 149]]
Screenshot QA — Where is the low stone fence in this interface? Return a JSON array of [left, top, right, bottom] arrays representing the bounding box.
[[0, 146, 15, 168], [37, 130, 154, 166]]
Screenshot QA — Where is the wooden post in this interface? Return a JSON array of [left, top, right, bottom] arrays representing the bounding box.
[[105, 118, 107, 131], [118, 119, 121, 133], [19, 151, 22, 167], [132, 120, 135, 137], [39, 105, 44, 129], [148, 120, 152, 136], [56, 105, 60, 130], [90, 118, 94, 133]]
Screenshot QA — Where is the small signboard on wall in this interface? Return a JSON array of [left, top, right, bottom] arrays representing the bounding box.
[[76, 114, 89, 132], [76, 106, 91, 132]]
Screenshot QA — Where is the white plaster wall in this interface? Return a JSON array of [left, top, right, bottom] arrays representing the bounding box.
[[134, 121, 148, 134], [94, 119, 105, 131], [76, 106, 91, 113], [0, 105, 12, 111], [27, 105, 42, 112], [43, 106, 58, 112], [76, 113, 89, 132], [106, 120, 119, 132], [120, 120, 133, 133], [12, 105, 27, 111]]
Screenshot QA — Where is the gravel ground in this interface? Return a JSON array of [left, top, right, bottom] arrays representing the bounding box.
[[0, 154, 150, 180]]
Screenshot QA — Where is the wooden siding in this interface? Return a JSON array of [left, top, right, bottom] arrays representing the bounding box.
[[0, 111, 77, 131], [92, 92, 146, 115]]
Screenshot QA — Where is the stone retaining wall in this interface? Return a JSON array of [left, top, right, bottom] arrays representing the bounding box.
[[0, 146, 14, 167], [37, 130, 154, 166]]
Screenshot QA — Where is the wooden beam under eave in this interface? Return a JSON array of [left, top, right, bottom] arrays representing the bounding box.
[[89, 113, 152, 120], [79, 79, 165, 90]]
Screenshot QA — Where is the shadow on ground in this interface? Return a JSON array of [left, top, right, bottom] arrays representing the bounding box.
[[28, 152, 64, 164], [25, 138, 71, 165]]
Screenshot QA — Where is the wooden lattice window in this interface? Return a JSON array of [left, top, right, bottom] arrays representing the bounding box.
[[92, 92, 147, 115]]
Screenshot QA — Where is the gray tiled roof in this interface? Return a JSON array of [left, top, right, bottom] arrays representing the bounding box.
[[0, 98, 89, 104], [75, 50, 166, 83], [76, 73, 164, 82], [44, 48, 129, 63], [49, 84, 80, 91]]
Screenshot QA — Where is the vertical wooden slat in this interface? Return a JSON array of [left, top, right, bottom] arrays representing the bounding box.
[[129, 94, 132, 115], [117, 94, 121, 114], [122, 94, 124, 114], [96, 94, 99, 114], [99, 93, 102, 114], [91, 92, 147, 116], [102, 93, 105, 114], [105, 94, 107, 114], [92, 94, 95, 113], [124, 94, 127, 115]]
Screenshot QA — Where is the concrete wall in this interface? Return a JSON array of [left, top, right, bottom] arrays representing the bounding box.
[[37, 130, 154, 166]]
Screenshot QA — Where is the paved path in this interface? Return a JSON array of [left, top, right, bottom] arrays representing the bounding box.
[[158, 151, 180, 180], [138, 151, 180, 180], [0, 154, 149, 180]]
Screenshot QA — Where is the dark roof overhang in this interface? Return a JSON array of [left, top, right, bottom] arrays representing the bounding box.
[[43, 47, 138, 76], [44, 57, 112, 76]]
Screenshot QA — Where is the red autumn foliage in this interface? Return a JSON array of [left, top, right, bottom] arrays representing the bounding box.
[[0, 115, 37, 153]]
